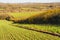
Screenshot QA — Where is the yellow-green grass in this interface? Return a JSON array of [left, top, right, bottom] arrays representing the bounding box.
[[13, 24, 60, 34], [0, 20, 60, 40], [7, 11, 42, 20], [0, 8, 60, 40], [9, 12, 41, 18]]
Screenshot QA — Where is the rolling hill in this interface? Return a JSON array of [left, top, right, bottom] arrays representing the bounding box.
[[0, 3, 60, 40]]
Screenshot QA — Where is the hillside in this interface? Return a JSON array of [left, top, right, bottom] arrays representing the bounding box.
[[0, 3, 60, 40], [0, 3, 60, 24], [0, 20, 60, 40], [11, 8, 60, 24], [0, 3, 60, 22]]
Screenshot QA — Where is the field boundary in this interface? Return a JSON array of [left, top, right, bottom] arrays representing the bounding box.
[[12, 25, 60, 37]]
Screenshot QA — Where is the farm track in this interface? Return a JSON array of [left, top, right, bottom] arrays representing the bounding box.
[[13, 25, 60, 37]]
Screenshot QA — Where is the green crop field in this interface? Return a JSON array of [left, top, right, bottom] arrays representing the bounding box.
[[0, 9, 59, 40], [13, 24, 60, 34], [0, 3, 60, 40], [0, 20, 60, 40], [7, 11, 43, 21]]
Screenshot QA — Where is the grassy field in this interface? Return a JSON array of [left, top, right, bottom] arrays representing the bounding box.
[[0, 3, 60, 40], [8, 11, 43, 21], [13, 24, 60, 34], [0, 20, 60, 40]]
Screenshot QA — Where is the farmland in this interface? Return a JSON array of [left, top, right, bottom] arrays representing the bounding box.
[[0, 3, 60, 40], [0, 20, 60, 40]]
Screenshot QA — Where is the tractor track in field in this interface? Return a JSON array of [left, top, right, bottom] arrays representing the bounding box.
[[13, 25, 60, 37]]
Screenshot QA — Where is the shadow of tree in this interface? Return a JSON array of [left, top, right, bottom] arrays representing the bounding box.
[[12, 14, 60, 25]]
